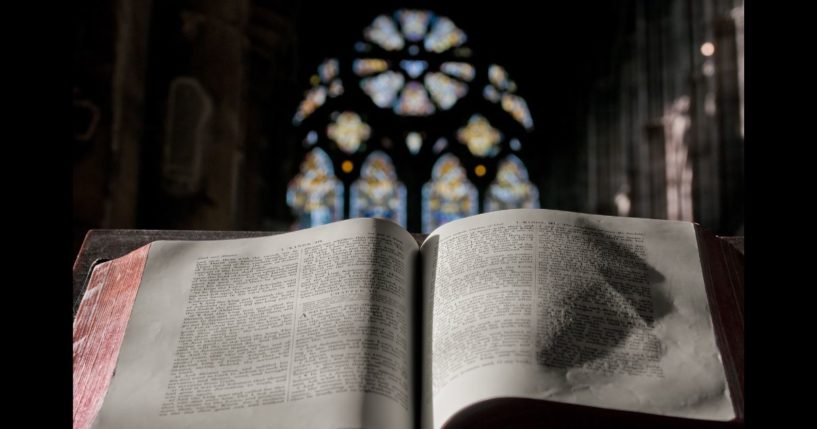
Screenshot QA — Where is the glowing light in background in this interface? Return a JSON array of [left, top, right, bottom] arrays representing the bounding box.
[[614, 190, 631, 217], [700, 42, 715, 57]]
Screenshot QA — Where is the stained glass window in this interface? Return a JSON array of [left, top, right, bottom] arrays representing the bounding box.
[[432, 137, 448, 154], [501, 94, 534, 130], [326, 111, 370, 154], [293, 86, 326, 125], [457, 114, 502, 157], [287, 148, 344, 229], [400, 60, 428, 78], [350, 151, 407, 227], [397, 10, 431, 42], [328, 80, 344, 97], [365, 16, 404, 51], [422, 154, 478, 233], [353, 59, 389, 76], [441, 62, 475, 81], [485, 155, 540, 212], [361, 71, 404, 108], [288, 9, 540, 230], [484, 64, 534, 130], [425, 73, 468, 110], [293, 58, 343, 125], [395, 81, 435, 116], [318, 59, 339, 83], [304, 130, 318, 146], [406, 132, 422, 154], [509, 137, 522, 151], [353, 11, 473, 115], [424, 17, 467, 53]]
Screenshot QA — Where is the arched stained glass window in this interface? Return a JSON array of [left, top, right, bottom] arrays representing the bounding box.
[[422, 154, 478, 233], [350, 151, 407, 227], [287, 9, 540, 231], [485, 155, 540, 212], [286, 148, 344, 229]]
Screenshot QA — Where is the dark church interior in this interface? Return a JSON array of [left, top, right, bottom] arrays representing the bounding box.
[[72, 0, 744, 252]]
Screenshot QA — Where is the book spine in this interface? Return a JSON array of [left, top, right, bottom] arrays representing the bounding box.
[[73, 244, 151, 429], [694, 226, 745, 421]]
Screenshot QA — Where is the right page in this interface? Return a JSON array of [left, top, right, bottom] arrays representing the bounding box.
[[420, 209, 734, 429]]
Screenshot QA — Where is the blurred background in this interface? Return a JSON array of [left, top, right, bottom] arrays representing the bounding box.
[[72, 0, 744, 255]]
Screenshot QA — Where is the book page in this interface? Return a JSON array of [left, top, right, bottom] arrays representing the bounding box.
[[91, 218, 418, 429], [420, 209, 733, 429]]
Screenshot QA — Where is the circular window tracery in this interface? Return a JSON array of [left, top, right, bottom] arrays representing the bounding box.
[[287, 9, 540, 232]]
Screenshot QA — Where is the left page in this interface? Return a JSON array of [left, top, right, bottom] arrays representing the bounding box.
[[90, 218, 418, 429]]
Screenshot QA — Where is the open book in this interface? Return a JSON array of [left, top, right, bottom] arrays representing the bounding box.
[[73, 209, 744, 429]]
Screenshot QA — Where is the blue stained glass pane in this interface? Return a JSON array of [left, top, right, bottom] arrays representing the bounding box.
[[400, 60, 429, 78], [287, 148, 344, 229], [488, 64, 512, 90], [350, 151, 407, 227], [432, 137, 448, 154], [327, 111, 370, 154], [318, 58, 339, 83], [304, 130, 318, 146], [501, 94, 534, 130], [483, 85, 501, 103], [394, 81, 435, 116], [509, 138, 522, 151], [406, 132, 422, 154], [397, 10, 431, 42], [353, 58, 389, 76], [440, 62, 475, 81], [292, 86, 327, 125], [424, 16, 467, 53], [361, 71, 404, 108], [485, 155, 540, 212], [422, 154, 478, 233], [425, 72, 467, 110], [365, 15, 405, 51], [457, 114, 502, 157]]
